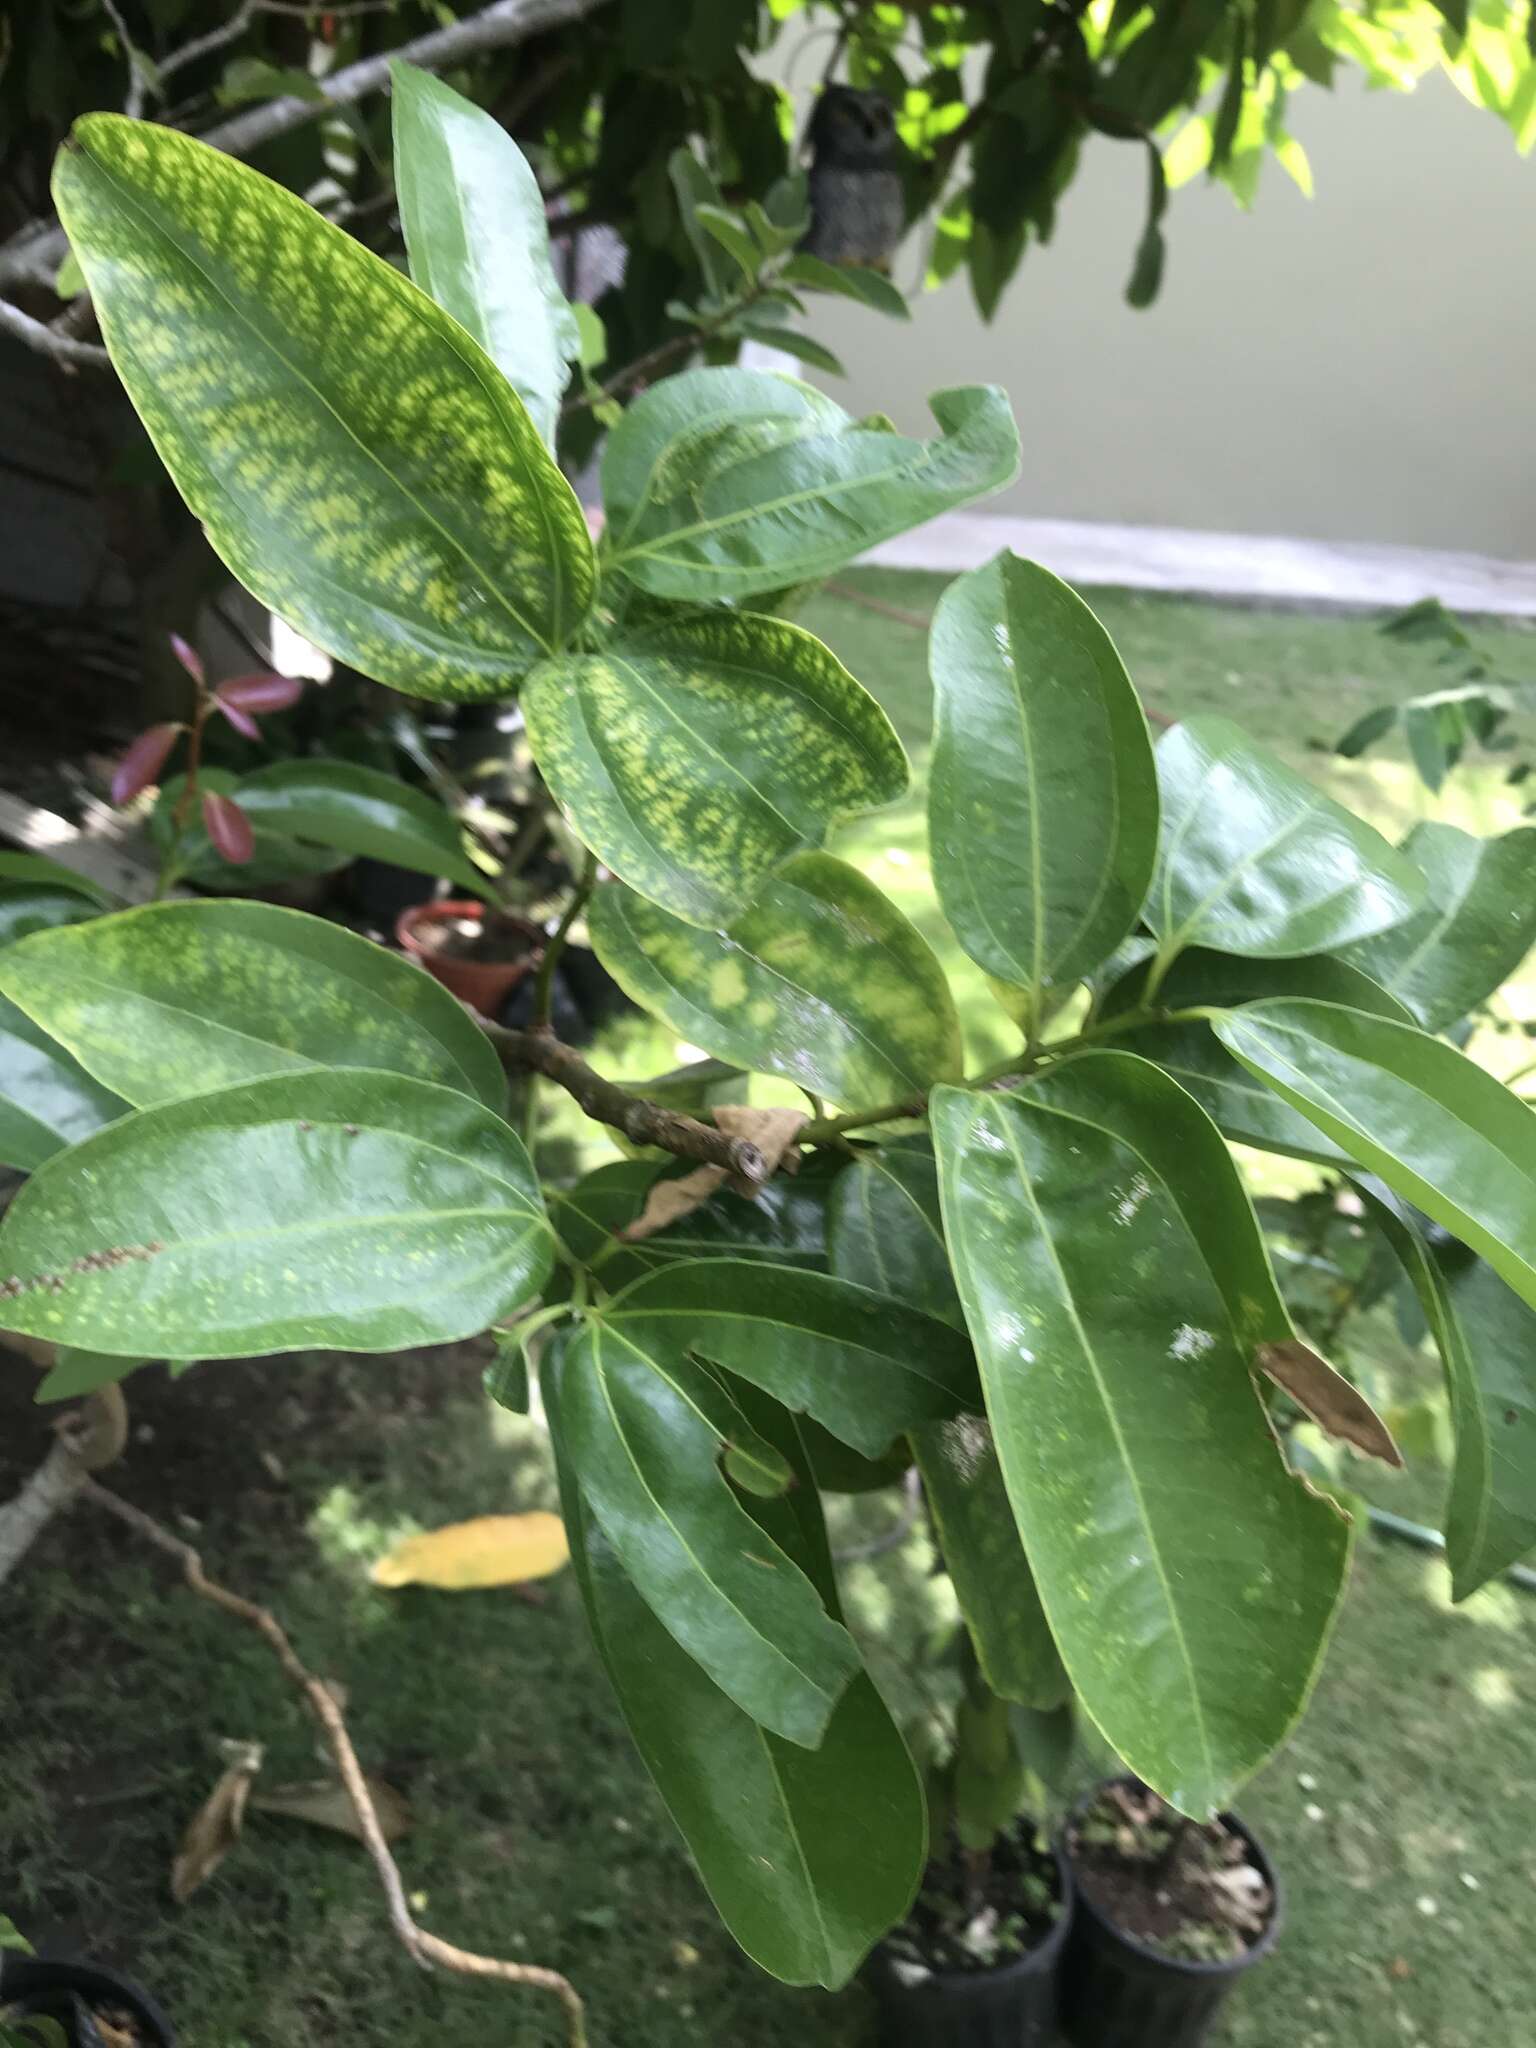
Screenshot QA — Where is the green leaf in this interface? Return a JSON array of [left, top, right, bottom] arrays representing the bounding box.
[[0, 1069, 553, 1357], [35, 1346, 146, 1404], [1363, 1184, 1536, 1599], [779, 253, 909, 318], [932, 1059, 1351, 1815], [732, 322, 846, 376], [593, 1258, 977, 1457], [669, 148, 738, 301], [1334, 704, 1397, 758], [1340, 823, 1536, 1031], [1102, 1019, 1360, 1166], [231, 759, 488, 894], [0, 854, 115, 908], [1214, 1000, 1536, 1310], [54, 115, 593, 703], [1101, 944, 1415, 1025], [557, 1321, 857, 1743], [604, 368, 1019, 601], [548, 1363, 924, 1988], [917, 1418, 1070, 1711], [1148, 716, 1425, 959], [483, 1327, 531, 1414], [0, 885, 101, 952], [523, 609, 907, 926], [928, 553, 1158, 1000], [826, 1139, 959, 1322], [694, 203, 765, 284], [0, 994, 127, 1173], [390, 62, 580, 446], [588, 857, 960, 1107], [151, 769, 350, 892], [0, 900, 505, 1111]]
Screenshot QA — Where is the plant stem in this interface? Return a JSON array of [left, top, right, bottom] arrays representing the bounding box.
[[560, 278, 769, 419]]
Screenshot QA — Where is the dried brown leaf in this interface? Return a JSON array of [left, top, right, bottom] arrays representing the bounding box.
[[621, 1106, 809, 1241], [250, 1776, 414, 1844], [171, 1742, 262, 1903], [1257, 1340, 1403, 1467], [621, 1163, 728, 1242]]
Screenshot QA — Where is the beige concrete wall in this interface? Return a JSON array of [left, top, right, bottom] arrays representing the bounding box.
[[787, 73, 1535, 558]]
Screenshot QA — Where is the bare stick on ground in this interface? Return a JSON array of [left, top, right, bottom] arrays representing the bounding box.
[[79, 1477, 590, 2048]]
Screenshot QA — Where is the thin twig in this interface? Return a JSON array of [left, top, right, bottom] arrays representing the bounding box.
[[531, 849, 598, 1032], [0, 0, 614, 289], [77, 1478, 589, 2048], [0, 298, 111, 370], [99, 0, 151, 118], [481, 1022, 771, 1184]]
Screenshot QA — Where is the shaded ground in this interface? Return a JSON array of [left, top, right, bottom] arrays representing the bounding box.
[[4, 577, 1535, 2047]]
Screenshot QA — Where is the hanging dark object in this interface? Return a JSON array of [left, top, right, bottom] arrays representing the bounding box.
[[802, 86, 904, 272]]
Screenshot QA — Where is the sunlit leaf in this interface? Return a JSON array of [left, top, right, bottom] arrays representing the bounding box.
[[0, 994, 126, 1173], [371, 1511, 569, 1589], [523, 609, 907, 925], [589, 856, 960, 1106], [0, 1070, 553, 1357], [54, 116, 593, 702], [230, 760, 488, 895], [0, 900, 505, 1111]]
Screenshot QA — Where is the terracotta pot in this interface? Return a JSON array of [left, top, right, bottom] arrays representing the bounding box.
[[395, 900, 542, 1017]]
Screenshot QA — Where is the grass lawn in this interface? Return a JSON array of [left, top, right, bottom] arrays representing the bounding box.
[[4, 575, 1535, 2047]]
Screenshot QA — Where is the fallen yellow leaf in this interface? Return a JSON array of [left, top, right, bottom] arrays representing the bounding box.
[[171, 1741, 263, 1903], [370, 1512, 569, 1591]]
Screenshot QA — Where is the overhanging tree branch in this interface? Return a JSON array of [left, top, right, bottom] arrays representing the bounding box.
[[0, 295, 110, 370], [0, 0, 614, 290]]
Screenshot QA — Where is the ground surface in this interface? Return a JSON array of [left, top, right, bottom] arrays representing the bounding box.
[[4, 576, 1535, 2048]]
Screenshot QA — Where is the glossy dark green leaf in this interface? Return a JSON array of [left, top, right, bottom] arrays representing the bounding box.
[[1341, 822, 1536, 1030], [1362, 1184, 1536, 1598], [1101, 944, 1415, 1025], [917, 1417, 1069, 1711], [933, 1060, 1351, 1815], [34, 1346, 146, 1404], [0, 900, 505, 1111], [594, 1258, 976, 1457], [1215, 1000, 1536, 1311], [152, 769, 349, 891], [391, 61, 579, 445], [826, 1139, 959, 1322], [548, 1362, 924, 1988], [0, 887, 100, 951], [588, 856, 960, 1106], [231, 760, 488, 895], [0, 994, 127, 1173], [1104, 1020, 1358, 1167], [603, 367, 1019, 601], [54, 116, 593, 702], [557, 1320, 857, 1743], [0, 855, 114, 909], [779, 253, 909, 318], [1334, 704, 1397, 758], [1148, 716, 1424, 960], [523, 610, 907, 925], [0, 1069, 553, 1358], [928, 553, 1158, 1001]]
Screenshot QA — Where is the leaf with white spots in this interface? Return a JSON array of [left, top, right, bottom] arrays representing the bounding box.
[[53, 115, 593, 702], [523, 610, 908, 926], [932, 1055, 1351, 1816], [588, 856, 960, 1107], [0, 1069, 553, 1357], [0, 900, 506, 1111], [603, 366, 1019, 601]]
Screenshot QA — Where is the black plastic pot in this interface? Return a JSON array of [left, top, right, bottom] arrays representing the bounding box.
[[864, 1839, 1074, 2048], [1060, 1780, 1283, 2048], [0, 1953, 176, 2048]]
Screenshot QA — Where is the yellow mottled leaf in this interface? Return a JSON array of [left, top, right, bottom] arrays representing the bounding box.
[[370, 1511, 569, 1590]]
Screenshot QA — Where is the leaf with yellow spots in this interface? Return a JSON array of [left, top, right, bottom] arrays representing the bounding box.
[[0, 1069, 553, 1358], [370, 1511, 569, 1590], [932, 1054, 1351, 1816], [0, 900, 506, 1110], [52, 116, 593, 702], [523, 612, 908, 926], [603, 366, 1019, 600], [589, 855, 961, 1107]]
